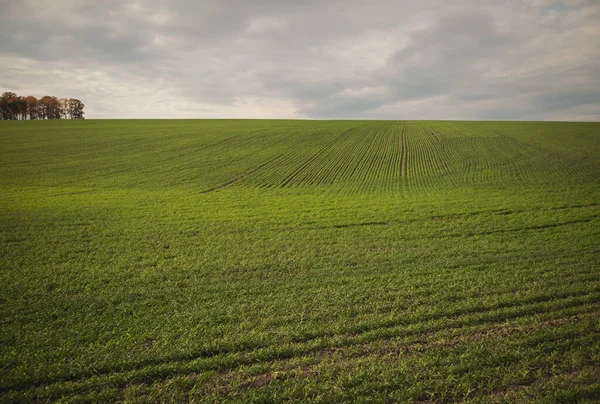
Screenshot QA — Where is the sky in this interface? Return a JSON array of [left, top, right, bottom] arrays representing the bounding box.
[[0, 0, 599, 120]]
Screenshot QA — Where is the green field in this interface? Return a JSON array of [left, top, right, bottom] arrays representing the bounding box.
[[1, 119, 599, 402]]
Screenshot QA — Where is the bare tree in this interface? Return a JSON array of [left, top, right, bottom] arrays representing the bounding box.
[[59, 98, 70, 119]]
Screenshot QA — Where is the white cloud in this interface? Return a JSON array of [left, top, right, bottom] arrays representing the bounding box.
[[0, 0, 598, 120]]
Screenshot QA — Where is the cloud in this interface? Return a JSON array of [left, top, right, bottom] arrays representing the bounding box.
[[0, 0, 598, 120]]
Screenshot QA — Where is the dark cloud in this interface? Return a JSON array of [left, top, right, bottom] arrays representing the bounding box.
[[1, 0, 598, 120]]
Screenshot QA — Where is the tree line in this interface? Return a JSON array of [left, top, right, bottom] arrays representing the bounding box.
[[0, 91, 85, 120]]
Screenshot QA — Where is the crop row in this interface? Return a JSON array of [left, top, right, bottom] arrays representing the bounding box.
[[195, 121, 599, 194]]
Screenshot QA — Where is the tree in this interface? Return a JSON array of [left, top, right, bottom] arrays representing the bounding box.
[[25, 96, 38, 120], [1, 92, 17, 120], [39, 96, 61, 119], [59, 98, 69, 119], [0, 91, 85, 120], [68, 98, 85, 119], [14, 96, 28, 120]]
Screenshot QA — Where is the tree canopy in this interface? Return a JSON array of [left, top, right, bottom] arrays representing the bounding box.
[[0, 92, 85, 120]]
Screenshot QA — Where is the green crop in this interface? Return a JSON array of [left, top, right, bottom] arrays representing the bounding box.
[[1, 119, 599, 402]]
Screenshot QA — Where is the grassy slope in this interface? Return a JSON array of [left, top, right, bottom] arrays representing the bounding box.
[[0, 119, 599, 402]]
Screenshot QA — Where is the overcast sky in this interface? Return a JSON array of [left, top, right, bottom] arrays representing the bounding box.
[[1, 0, 599, 120]]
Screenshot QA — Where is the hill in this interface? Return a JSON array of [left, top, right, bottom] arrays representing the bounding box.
[[1, 120, 599, 402]]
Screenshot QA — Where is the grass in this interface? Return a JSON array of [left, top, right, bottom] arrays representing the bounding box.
[[0, 119, 599, 402]]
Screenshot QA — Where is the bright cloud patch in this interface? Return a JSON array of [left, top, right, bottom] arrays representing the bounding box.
[[0, 0, 598, 120]]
